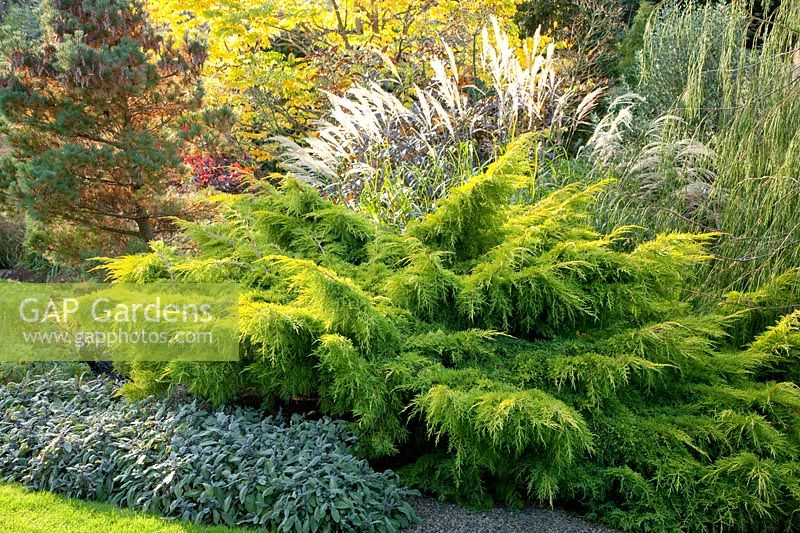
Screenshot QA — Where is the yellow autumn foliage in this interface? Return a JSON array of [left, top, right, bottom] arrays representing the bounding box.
[[146, 0, 524, 159]]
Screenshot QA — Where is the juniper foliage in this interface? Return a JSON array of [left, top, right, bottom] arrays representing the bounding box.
[[99, 135, 800, 531]]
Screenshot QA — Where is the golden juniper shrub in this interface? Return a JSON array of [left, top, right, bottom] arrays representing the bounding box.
[[98, 135, 800, 531]]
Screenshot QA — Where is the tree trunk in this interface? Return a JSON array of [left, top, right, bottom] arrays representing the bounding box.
[[135, 216, 154, 243]]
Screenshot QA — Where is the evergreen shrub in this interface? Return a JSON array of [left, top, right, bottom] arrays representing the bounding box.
[[99, 134, 800, 531]]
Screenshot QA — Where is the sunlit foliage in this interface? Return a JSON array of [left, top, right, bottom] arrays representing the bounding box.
[[146, 0, 522, 158], [99, 136, 800, 530]]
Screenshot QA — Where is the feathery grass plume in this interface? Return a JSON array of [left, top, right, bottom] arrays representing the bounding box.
[[580, 94, 718, 235], [581, 0, 800, 294], [274, 18, 602, 226]]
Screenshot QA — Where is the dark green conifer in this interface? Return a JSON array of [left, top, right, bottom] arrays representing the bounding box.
[[0, 0, 206, 259]]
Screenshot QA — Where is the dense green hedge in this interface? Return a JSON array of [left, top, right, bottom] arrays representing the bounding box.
[[99, 135, 800, 531], [0, 371, 418, 532]]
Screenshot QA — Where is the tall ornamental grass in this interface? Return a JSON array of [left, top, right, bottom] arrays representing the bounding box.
[[275, 18, 602, 226], [582, 0, 800, 293]]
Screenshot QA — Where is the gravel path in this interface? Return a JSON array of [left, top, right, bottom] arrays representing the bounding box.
[[406, 497, 618, 533]]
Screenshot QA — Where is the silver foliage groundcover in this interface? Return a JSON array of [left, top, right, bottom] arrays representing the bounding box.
[[0, 371, 418, 532]]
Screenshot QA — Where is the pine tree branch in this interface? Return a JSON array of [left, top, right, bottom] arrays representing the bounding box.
[[63, 214, 141, 237]]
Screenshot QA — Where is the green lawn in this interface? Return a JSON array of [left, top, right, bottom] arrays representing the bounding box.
[[0, 484, 251, 533]]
